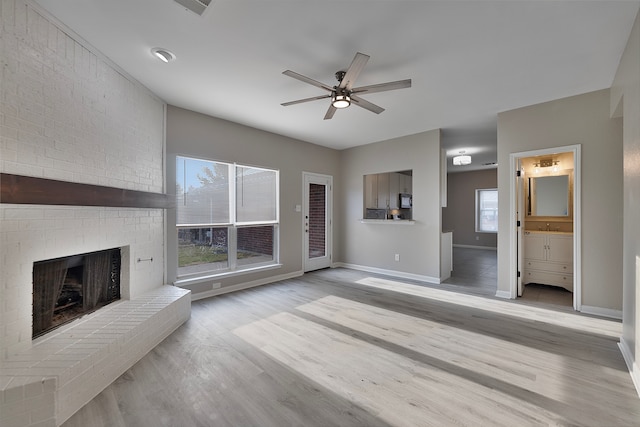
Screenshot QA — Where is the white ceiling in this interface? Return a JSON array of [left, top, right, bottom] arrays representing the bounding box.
[[33, 0, 639, 171]]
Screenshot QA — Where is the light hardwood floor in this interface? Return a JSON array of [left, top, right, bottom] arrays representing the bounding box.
[[62, 267, 639, 427]]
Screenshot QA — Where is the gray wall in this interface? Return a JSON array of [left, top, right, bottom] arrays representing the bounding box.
[[443, 169, 498, 248], [165, 105, 341, 289], [611, 9, 640, 387], [339, 130, 444, 281], [497, 89, 623, 311]]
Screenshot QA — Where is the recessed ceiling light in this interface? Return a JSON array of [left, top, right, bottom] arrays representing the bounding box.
[[151, 48, 176, 63]]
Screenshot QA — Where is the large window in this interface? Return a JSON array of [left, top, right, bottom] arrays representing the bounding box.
[[176, 156, 279, 277], [476, 188, 498, 233]]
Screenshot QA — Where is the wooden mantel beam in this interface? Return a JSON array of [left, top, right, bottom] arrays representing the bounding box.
[[0, 173, 174, 209]]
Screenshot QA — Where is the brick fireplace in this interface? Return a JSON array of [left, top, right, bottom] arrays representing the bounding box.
[[0, 2, 191, 425]]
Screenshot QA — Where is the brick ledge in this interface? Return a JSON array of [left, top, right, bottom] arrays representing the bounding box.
[[0, 286, 191, 427]]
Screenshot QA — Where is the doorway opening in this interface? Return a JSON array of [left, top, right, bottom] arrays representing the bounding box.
[[510, 145, 581, 311]]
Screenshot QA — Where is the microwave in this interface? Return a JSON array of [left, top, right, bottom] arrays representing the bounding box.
[[399, 193, 412, 208]]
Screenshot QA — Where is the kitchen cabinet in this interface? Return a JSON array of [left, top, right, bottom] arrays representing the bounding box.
[[377, 173, 390, 208], [364, 173, 391, 209], [364, 175, 377, 208], [388, 172, 412, 208], [363, 171, 413, 218], [523, 231, 573, 292]]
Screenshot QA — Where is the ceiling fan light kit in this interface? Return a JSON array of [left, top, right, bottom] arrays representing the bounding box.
[[332, 93, 351, 109], [281, 52, 411, 120]]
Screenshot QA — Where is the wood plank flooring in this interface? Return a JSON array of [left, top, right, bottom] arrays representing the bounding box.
[[62, 267, 640, 427]]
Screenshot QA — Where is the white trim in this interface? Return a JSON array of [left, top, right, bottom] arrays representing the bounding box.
[[359, 219, 416, 225], [619, 338, 640, 398], [580, 305, 623, 320], [453, 244, 497, 251], [495, 290, 513, 299], [508, 153, 519, 299], [509, 144, 581, 309], [175, 263, 283, 286], [335, 262, 441, 284], [189, 270, 303, 301]]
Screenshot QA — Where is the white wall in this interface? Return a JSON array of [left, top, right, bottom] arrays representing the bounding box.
[[611, 9, 640, 392], [165, 105, 341, 292], [0, 0, 166, 357], [497, 89, 623, 312], [339, 130, 443, 281]]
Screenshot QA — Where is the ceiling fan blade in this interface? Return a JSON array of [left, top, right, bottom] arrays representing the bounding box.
[[281, 94, 331, 107], [352, 79, 412, 95], [351, 95, 385, 114], [282, 70, 333, 92], [324, 105, 337, 120], [338, 52, 370, 90]]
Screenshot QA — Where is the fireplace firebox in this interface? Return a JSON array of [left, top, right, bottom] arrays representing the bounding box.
[[32, 248, 121, 338]]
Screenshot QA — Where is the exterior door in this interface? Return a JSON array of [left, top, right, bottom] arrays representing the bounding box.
[[303, 172, 332, 272]]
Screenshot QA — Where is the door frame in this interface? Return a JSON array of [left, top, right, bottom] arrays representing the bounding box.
[[508, 144, 581, 310], [303, 172, 333, 272]]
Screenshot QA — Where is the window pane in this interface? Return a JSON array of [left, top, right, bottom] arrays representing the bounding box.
[[237, 226, 274, 267], [477, 189, 498, 233], [236, 166, 277, 223], [178, 227, 228, 275], [177, 157, 230, 225]]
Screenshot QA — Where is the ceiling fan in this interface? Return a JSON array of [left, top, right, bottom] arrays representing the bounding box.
[[281, 52, 412, 120]]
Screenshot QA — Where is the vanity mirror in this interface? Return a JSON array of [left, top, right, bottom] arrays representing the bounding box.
[[526, 173, 572, 218]]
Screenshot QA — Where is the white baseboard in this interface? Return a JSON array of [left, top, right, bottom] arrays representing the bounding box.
[[189, 270, 304, 301], [334, 262, 441, 284], [580, 305, 623, 320], [495, 290, 513, 299], [453, 244, 497, 251], [619, 338, 640, 398]]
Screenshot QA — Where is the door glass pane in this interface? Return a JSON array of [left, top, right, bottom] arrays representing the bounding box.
[[178, 227, 228, 275], [308, 183, 326, 259]]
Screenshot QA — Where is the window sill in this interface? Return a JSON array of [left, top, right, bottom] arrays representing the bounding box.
[[174, 263, 282, 287], [359, 219, 416, 225]]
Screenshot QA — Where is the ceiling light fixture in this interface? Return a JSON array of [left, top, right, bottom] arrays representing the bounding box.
[[151, 48, 176, 63], [331, 91, 351, 109], [453, 151, 472, 166]]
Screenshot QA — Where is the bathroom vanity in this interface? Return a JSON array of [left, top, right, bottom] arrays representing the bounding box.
[[522, 231, 573, 292]]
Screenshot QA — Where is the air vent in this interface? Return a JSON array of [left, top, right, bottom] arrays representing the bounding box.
[[173, 0, 212, 16]]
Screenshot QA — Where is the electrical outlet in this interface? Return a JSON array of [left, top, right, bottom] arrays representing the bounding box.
[[476, 236, 480, 240], [394, 254, 400, 262]]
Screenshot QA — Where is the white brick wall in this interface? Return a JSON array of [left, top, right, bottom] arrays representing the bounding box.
[[0, 1, 189, 425], [0, 0, 167, 361]]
